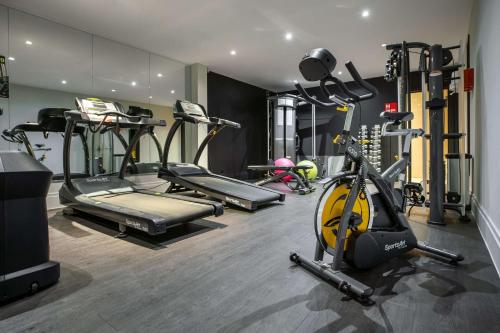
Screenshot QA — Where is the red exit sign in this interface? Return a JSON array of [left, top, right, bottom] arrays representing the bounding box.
[[384, 102, 398, 112]]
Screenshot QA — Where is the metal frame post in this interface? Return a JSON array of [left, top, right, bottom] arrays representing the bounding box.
[[428, 44, 445, 225]]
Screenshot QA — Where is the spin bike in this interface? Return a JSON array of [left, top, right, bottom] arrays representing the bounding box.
[[289, 48, 464, 300]]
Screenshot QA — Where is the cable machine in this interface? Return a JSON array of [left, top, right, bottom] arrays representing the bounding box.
[[267, 94, 317, 163], [384, 41, 471, 224]]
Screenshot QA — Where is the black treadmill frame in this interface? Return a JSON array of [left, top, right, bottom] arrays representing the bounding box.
[[60, 99, 223, 235], [158, 100, 285, 211]]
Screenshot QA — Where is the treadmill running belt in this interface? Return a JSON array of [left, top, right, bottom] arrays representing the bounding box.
[[92, 192, 213, 224], [185, 175, 281, 203]]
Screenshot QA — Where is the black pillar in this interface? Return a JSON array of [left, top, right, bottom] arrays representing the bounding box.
[[428, 44, 445, 225]]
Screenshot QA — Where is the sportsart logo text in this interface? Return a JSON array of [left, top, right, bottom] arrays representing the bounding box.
[[86, 177, 109, 183], [225, 197, 246, 208], [384, 240, 407, 251], [388, 168, 402, 179]]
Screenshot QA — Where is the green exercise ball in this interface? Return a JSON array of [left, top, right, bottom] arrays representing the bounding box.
[[297, 160, 318, 180]]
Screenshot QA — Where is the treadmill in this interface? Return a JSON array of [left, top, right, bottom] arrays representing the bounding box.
[[158, 100, 285, 211], [2, 108, 90, 180], [59, 97, 223, 236]]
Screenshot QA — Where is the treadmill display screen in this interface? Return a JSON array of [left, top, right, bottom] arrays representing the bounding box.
[[79, 98, 119, 114], [179, 101, 206, 118]]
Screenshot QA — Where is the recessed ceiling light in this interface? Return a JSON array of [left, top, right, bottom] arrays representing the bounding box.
[[7, 56, 15, 61], [285, 32, 293, 41], [25, 40, 32, 45], [170, 90, 175, 94], [230, 50, 237, 56], [131, 81, 137, 86], [361, 9, 370, 18], [157, 73, 163, 77], [338, 71, 342, 75], [148, 96, 153, 99], [293, 79, 298, 84], [61, 80, 67, 84], [111, 89, 116, 92], [381, 43, 387, 47]]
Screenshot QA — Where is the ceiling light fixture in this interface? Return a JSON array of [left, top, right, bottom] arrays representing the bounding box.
[[338, 71, 342, 75], [131, 81, 137, 86], [285, 32, 293, 41], [361, 9, 370, 18], [157, 73, 163, 77], [61, 80, 67, 84], [230, 50, 237, 56], [25, 40, 33, 45], [149, 96, 153, 99], [7, 56, 15, 61], [111, 89, 116, 92], [170, 90, 175, 94]]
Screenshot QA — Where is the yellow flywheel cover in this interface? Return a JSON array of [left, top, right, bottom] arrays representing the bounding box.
[[321, 182, 371, 250]]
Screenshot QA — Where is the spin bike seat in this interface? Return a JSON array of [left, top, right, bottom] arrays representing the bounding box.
[[380, 112, 413, 122]]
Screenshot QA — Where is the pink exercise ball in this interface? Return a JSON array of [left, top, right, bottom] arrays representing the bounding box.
[[274, 158, 295, 182]]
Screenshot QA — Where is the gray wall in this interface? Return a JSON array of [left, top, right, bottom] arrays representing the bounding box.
[[469, 0, 500, 273]]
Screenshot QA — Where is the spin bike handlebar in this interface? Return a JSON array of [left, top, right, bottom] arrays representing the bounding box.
[[294, 84, 336, 107], [1, 129, 22, 143], [344, 61, 379, 100], [295, 61, 378, 107]]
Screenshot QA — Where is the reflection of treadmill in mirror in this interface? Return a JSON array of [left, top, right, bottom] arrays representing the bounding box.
[[159, 100, 285, 211], [97, 106, 163, 175], [1, 108, 90, 181], [125, 106, 163, 174], [60, 97, 223, 237]]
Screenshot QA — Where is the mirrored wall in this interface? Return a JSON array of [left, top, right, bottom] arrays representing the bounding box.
[[0, 5, 185, 178]]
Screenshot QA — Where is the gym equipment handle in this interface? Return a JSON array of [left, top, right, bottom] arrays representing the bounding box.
[[210, 117, 241, 128], [95, 111, 142, 121], [385, 42, 429, 51], [295, 61, 378, 107], [344, 61, 379, 100], [294, 83, 338, 107]]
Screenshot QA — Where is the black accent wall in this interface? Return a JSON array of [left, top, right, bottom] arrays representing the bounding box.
[[207, 72, 268, 180], [206, 70, 457, 178]]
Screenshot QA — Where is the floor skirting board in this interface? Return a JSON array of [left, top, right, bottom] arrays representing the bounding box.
[[472, 194, 500, 277]]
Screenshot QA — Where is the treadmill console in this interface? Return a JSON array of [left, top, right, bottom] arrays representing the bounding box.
[[175, 100, 210, 123], [72, 97, 141, 124], [76, 97, 123, 117]]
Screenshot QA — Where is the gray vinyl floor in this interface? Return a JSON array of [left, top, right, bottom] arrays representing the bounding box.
[[1, 183, 499, 333]]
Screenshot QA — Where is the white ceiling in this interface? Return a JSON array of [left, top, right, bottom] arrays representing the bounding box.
[[1, 7, 186, 106], [0, 0, 473, 92]]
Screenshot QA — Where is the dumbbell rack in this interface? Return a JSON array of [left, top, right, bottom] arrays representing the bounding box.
[[359, 124, 382, 172], [368, 125, 382, 172]]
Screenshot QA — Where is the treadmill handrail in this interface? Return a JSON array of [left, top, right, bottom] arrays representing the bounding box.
[[192, 118, 241, 165], [64, 110, 166, 127], [209, 117, 241, 128]]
